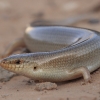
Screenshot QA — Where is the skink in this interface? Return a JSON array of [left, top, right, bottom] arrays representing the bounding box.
[[0, 26, 100, 82]]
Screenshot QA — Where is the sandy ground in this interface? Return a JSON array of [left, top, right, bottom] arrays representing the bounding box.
[[0, 0, 100, 100]]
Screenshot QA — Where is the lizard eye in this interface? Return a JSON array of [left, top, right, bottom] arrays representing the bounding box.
[[14, 60, 24, 64], [15, 60, 21, 64]]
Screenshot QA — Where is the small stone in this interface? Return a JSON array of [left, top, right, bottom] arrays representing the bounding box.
[[26, 79, 34, 85], [35, 82, 57, 91]]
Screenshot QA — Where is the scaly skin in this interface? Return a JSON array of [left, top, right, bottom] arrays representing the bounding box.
[[0, 27, 100, 82]]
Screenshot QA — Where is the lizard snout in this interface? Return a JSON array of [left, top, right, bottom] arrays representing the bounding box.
[[0, 58, 9, 69]]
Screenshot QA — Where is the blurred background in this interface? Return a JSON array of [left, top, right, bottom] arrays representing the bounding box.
[[0, 0, 100, 53]]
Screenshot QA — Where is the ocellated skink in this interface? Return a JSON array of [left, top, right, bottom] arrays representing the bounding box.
[[0, 26, 100, 82]]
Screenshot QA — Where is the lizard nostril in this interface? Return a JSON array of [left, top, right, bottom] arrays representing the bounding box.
[[0, 59, 6, 66], [2, 61, 5, 63], [0, 59, 6, 64]]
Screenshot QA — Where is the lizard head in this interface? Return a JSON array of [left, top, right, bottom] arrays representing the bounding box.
[[0, 53, 42, 79]]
